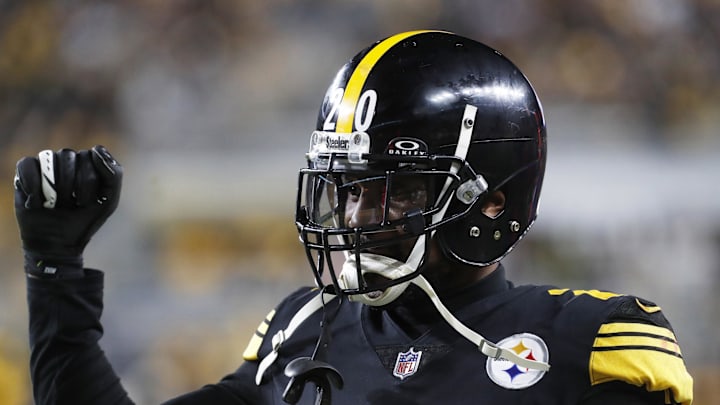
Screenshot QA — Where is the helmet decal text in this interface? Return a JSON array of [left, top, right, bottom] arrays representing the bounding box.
[[323, 88, 378, 132], [354, 89, 377, 132], [385, 137, 428, 156], [322, 87, 345, 130], [307, 131, 371, 166]]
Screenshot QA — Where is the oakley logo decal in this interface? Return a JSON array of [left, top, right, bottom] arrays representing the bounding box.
[[385, 137, 428, 156]]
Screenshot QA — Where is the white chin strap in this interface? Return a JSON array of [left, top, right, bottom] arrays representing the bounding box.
[[338, 234, 426, 306], [338, 253, 415, 306]]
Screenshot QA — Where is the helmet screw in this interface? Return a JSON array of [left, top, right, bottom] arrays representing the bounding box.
[[509, 221, 520, 232], [493, 230, 502, 240], [469, 226, 481, 238], [464, 118, 474, 128]]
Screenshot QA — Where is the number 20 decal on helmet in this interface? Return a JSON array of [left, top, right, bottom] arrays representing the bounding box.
[[322, 88, 378, 132], [296, 30, 546, 299]]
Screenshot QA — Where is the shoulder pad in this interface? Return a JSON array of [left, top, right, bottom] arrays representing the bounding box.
[[590, 296, 693, 404]]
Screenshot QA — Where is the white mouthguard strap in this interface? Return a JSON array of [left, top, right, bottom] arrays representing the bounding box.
[[338, 248, 423, 306], [410, 275, 550, 371]]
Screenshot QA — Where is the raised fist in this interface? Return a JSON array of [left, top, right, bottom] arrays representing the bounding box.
[[14, 145, 123, 277]]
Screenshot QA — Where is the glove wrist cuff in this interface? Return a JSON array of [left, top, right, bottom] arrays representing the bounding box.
[[24, 252, 84, 279]]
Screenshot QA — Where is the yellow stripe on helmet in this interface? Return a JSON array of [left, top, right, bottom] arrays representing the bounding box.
[[335, 30, 443, 133]]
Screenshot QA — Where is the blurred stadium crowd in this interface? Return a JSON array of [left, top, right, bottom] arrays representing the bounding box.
[[1, 1, 719, 403]]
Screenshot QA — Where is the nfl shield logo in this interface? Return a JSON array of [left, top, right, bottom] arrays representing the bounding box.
[[393, 347, 423, 380]]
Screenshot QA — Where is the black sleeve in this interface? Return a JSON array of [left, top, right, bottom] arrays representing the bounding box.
[[161, 362, 262, 405], [579, 381, 668, 405], [161, 386, 251, 405], [27, 269, 133, 405], [27, 268, 260, 405]]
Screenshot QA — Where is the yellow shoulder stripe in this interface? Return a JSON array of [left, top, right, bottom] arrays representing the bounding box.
[[597, 322, 677, 343], [242, 309, 276, 361], [590, 322, 693, 404], [336, 30, 441, 133], [547, 288, 623, 300]]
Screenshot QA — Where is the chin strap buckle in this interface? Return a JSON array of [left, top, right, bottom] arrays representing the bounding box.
[[271, 330, 286, 352], [479, 340, 502, 360]]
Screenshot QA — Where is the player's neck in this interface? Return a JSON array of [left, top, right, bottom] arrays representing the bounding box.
[[381, 263, 500, 339]]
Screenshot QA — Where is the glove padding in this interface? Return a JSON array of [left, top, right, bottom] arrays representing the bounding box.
[[14, 145, 123, 277]]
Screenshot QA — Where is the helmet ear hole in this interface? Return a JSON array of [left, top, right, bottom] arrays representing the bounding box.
[[480, 190, 506, 219], [435, 187, 513, 266], [436, 212, 496, 266]]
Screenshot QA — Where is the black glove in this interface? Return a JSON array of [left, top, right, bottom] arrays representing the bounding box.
[[14, 145, 123, 279]]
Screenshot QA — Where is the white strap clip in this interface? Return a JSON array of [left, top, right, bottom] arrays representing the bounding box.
[[254, 292, 337, 385], [479, 340, 501, 360], [271, 330, 285, 351]]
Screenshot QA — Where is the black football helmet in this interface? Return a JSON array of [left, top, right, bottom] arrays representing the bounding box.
[[296, 30, 546, 301]]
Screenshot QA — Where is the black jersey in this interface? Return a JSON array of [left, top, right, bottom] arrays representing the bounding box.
[[26, 266, 693, 405], [230, 266, 692, 404]]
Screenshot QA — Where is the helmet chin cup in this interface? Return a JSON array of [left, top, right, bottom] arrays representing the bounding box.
[[338, 253, 416, 306]]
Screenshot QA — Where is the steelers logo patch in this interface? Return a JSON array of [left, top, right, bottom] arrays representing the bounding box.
[[486, 333, 549, 389]]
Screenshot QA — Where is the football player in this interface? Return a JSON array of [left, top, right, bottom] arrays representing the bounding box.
[[15, 30, 693, 404]]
